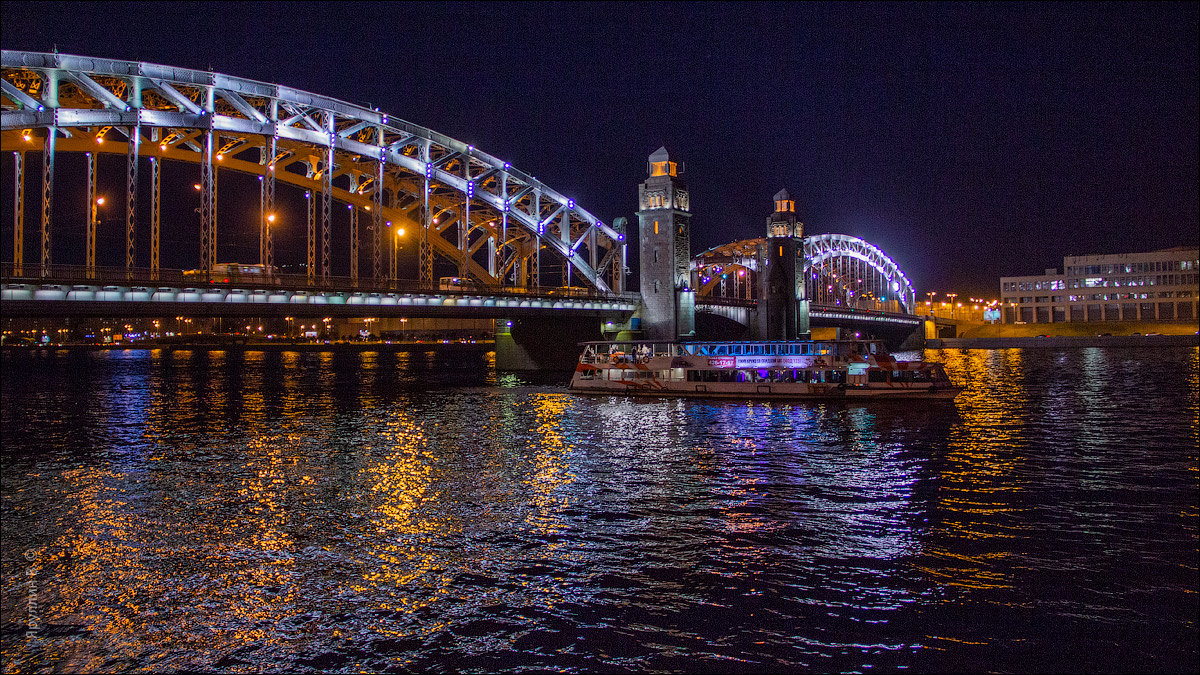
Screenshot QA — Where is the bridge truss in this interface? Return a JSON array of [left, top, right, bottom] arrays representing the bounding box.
[[0, 51, 627, 292], [692, 233, 917, 314]]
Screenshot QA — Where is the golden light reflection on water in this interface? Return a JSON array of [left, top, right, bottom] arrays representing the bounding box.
[[1184, 347, 1199, 528], [916, 348, 1031, 591], [356, 412, 455, 615], [524, 393, 577, 538]]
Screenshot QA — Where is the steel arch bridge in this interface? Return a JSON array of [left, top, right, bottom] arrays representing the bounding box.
[[692, 234, 917, 314], [0, 50, 627, 292]]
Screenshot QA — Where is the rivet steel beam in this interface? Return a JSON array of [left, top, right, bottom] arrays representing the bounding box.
[[85, 151, 96, 276], [264, 134, 276, 271], [373, 155, 383, 283], [150, 155, 160, 279], [13, 151, 24, 276], [306, 188, 315, 285], [40, 127, 55, 276], [349, 200, 359, 283], [125, 125, 138, 275], [321, 114, 333, 282]]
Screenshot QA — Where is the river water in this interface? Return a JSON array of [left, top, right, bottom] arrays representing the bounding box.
[[2, 346, 1197, 673]]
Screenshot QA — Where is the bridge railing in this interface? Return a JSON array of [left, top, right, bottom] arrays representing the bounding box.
[[809, 304, 921, 322], [0, 263, 640, 302], [695, 296, 756, 308]]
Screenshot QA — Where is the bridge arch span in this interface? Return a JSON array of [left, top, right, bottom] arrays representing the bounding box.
[[693, 233, 917, 314], [804, 233, 916, 313], [1, 50, 626, 291]]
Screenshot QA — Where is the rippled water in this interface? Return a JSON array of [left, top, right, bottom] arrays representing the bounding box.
[[2, 346, 1197, 673]]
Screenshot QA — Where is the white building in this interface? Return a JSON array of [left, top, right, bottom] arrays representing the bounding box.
[[1000, 247, 1199, 324]]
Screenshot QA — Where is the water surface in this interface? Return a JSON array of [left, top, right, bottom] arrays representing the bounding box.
[[2, 346, 1197, 672]]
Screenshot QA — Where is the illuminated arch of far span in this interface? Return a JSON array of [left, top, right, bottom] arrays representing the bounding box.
[[692, 233, 917, 313], [804, 233, 916, 312], [0, 50, 625, 291]]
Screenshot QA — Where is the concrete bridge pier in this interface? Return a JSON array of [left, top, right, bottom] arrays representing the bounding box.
[[494, 316, 607, 371]]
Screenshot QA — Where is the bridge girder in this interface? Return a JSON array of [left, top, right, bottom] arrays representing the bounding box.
[[0, 50, 626, 292]]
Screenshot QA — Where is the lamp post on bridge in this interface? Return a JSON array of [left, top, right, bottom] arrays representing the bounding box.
[[391, 224, 405, 287], [86, 195, 107, 279]]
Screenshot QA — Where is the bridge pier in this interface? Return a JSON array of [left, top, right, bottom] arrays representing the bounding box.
[[495, 316, 605, 371]]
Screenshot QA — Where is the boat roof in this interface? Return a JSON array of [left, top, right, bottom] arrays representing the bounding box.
[[579, 338, 884, 346]]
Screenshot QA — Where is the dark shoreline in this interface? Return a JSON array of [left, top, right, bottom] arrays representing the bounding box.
[[1, 340, 496, 353], [927, 334, 1198, 349]]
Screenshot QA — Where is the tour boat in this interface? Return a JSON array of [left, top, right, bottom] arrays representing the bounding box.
[[569, 339, 963, 400]]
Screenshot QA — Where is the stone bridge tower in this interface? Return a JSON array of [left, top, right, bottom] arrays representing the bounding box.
[[757, 189, 810, 340], [637, 147, 695, 341]]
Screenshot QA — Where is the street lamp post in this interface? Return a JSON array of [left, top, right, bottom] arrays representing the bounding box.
[[926, 291, 936, 316], [946, 293, 958, 319], [392, 224, 405, 287], [86, 195, 106, 278]]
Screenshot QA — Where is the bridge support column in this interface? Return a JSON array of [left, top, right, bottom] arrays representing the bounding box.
[[349, 203, 359, 282], [199, 128, 216, 273], [420, 143, 433, 285], [12, 151, 23, 277], [85, 151, 96, 277], [495, 317, 604, 371], [40, 127, 55, 276], [305, 188, 315, 284], [126, 125, 139, 276], [322, 113, 334, 282], [150, 156, 160, 280], [373, 156, 384, 283], [898, 323, 928, 351], [461, 176, 472, 280], [262, 135, 276, 271]]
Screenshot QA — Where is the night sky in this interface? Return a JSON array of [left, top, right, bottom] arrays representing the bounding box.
[[2, 1, 1196, 297]]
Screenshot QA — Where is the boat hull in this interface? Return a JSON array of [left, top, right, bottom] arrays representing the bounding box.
[[568, 378, 963, 401], [568, 339, 964, 402]]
